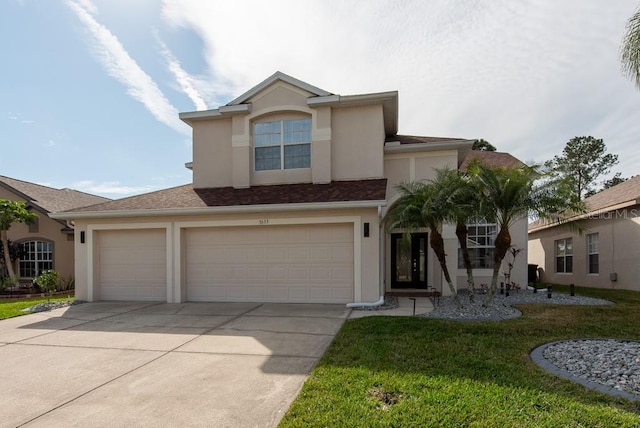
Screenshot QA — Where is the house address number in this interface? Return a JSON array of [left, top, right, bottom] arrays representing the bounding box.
[[259, 219, 269, 225]]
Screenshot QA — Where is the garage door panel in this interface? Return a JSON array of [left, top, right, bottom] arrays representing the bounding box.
[[98, 229, 166, 301], [185, 224, 354, 303]]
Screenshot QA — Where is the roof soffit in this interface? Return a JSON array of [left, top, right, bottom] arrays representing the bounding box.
[[308, 91, 398, 136], [180, 72, 398, 135]]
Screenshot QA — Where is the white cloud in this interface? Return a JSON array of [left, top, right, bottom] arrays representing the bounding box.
[[8, 112, 34, 124], [161, 0, 640, 179], [67, 0, 189, 135], [70, 180, 156, 197], [154, 31, 208, 111]]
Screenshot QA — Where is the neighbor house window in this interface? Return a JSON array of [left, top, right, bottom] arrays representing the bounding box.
[[587, 233, 599, 274], [19, 240, 53, 278], [458, 222, 496, 269], [254, 118, 311, 171], [555, 238, 573, 273]]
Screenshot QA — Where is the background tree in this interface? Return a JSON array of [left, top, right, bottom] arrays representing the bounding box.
[[0, 200, 37, 286], [584, 172, 628, 197], [472, 139, 497, 151], [621, 6, 640, 89], [602, 172, 628, 190], [544, 136, 618, 202]]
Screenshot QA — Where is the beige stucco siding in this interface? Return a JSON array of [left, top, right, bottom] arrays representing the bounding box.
[[248, 83, 313, 112], [192, 118, 233, 189], [6, 213, 75, 282], [383, 150, 458, 201], [331, 105, 385, 180], [528, 210, 640, 291]]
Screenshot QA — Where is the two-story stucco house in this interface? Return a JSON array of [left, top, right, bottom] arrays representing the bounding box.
[[53, 72, 527, 304]]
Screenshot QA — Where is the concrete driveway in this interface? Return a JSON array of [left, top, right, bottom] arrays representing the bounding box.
[[0, 301, 350, 428]]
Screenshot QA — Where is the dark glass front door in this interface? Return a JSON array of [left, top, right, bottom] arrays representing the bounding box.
[[391, 233, 428, 289]]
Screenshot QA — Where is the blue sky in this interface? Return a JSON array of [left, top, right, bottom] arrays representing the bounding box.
[[2, 0, 639, 198]]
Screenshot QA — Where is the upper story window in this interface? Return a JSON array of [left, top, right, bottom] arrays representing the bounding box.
[[458, 222, 497, 269], [254, 118, 311, 171], [555, 238, 573, 273]]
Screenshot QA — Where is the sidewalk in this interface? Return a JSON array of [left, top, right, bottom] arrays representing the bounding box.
[[348, 297, 434, 319]]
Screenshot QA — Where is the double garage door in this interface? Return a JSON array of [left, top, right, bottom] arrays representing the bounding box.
[[96, 223, 354, 303]]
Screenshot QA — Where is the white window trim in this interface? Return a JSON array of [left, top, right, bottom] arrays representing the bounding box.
[[555, 238, 573, 274], [587, 233, 599, 275], [459, 221, 497, 270], [18, 240, 54, 279], [254, 118, 311, 171]]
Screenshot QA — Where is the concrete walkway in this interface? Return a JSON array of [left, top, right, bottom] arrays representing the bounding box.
[[0, 302, 350, 428], [348, 297, 435, 318]]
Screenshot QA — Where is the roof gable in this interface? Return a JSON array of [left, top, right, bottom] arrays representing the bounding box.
[[227, 71, 333, 106], [0, 175, 110, 213]]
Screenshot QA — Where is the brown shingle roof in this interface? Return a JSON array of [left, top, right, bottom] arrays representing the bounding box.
[[0, 175, 110, 213], [528, 175, 640, 232], [68, 179, 388, 213], [385, 135, 470, 145], [459, 150, 524, 172], [584, 175, 640, 213]]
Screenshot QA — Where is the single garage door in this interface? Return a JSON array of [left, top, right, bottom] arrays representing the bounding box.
[[97, 229, 167, 301], [185, 223, 354, 303]]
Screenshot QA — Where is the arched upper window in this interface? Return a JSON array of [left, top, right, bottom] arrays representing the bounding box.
[[19, 240, 53, 279], [254, 118, 311, 171]]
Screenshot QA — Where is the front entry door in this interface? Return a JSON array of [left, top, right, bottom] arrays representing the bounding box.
[[391, 233, 428, 289]]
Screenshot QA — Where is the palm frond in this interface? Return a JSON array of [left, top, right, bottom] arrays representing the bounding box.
[[621, 7, 640, 89]]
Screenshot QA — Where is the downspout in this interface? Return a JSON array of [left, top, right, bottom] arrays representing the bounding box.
[[346, 204, 387, 308]]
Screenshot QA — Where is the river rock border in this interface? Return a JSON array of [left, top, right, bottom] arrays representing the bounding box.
[[531, 339, 640, 402]]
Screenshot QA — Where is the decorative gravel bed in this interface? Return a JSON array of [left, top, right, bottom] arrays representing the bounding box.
[[417, 289, 639, 401], [23, 299, 85, 313], [532, 339, 640, 401], [421, 288, 612, 321]]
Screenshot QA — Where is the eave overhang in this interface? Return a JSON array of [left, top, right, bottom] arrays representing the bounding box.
[[50, 199, 387, 221]]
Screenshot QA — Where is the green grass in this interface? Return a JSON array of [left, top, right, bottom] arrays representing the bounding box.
[[280, 286, 640, 427], [0, 296, 74, 320]]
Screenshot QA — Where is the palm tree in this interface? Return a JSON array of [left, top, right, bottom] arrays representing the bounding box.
[[385, 176, 461, 301], [444, 170, 482, 302], [467, 164, 571, 305], [621, 6, 640, 89]]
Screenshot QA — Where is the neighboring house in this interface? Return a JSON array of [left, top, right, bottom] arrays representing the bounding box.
[[528, 175, 640, 291], [0, 176, 110, 283], [53, 72, 527, 304]]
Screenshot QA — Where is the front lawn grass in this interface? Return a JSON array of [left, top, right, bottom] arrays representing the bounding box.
[[280, 286, 640, 427], [0, 296, 73, 320]]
